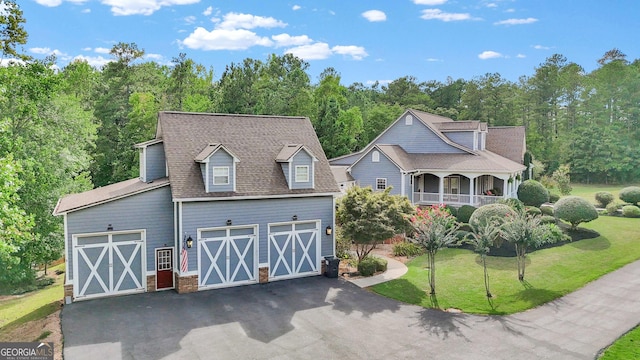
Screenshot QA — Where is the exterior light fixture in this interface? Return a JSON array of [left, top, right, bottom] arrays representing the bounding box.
[[325, 226, 332, 236], [186, 236, 193, 249], [292, 215, 298, 221], [226, 219, 232, 226], [107, 224, 113, 231]]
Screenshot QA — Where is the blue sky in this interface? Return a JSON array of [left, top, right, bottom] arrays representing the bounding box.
[[16, 0, 639, 85]]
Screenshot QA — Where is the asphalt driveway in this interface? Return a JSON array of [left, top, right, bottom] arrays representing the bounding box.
[[62, 261, 640, 360]]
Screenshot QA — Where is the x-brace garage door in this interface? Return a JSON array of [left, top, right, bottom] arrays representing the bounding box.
[[198, 226, 258, 289], [72, 231, 146, 300], [268, 221, 320, 280]]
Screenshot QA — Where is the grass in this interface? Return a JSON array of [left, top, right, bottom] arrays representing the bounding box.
[[0, 263, 65, 334], [599, 325, 640, 359], [570, 183, 640, 204], [371, 215, 640, 315]]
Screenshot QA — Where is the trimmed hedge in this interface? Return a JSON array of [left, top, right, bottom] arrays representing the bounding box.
[[622, 205, 640, 218], [606, 202, 619, 215], [358, 256, 388, 276], [517, 180, 550, 207], [549, 193, 560, 203], [540, 215, 556, 224], [443, 204, 458, 217], [392, 242, 424, 257], [469, 203, 517, 229], [540, 204, 554, 216], [525, 206, 542, 216], [619, 186, 640, 206], [499, 198, 525, 212], [595, 191, 615, 208], [456, 205, 477, 223], [554, 196, 599, 229]]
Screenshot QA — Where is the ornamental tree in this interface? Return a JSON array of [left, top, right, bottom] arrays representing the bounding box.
[[337, 186, 413, 262], [619, 186, 640, 206], [554, 196, 599, 230], [517, 180, 550, 207], [465, 219, 502, 298], [408, 205, 460, 295]]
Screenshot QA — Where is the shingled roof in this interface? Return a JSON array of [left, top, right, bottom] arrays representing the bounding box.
[[486, 126, 527, 164], [158, 112, 339, 199]]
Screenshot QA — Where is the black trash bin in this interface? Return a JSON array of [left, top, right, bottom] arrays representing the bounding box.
[[324, 256, 340, 278]]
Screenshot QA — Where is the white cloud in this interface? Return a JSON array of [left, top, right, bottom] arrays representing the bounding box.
[[421, 9, 471, 21], [0, 58, 26, 66], [285, 43, 333, 60], [203, 6, 212, 16], [426, 58, 443, 62], [366, 79, 392, 86], [505, 8, 516, 13], [478, 51, 503, 59], [73, 55, 112, 68], [533, 44, 551, 50], [362, 10, 386, 22], [94, 47, 111, 54], [413, 0, 447, 5], [101, 0, 200, 16], [292, 5, 301, 11], [486, 3, 498, 8], [184, 15, 196, 24], [145, 53, 163, 60], [217, 12, 287, 30], [30, 47, 67, 57], [81, 8, 91, 13], [272, 33, 313, 48], [182, 27, 273, 50], [494, 17, 538, 25], [517, 54, 526, 58], [332, 45, 368, 60], [34, 0, 90, 6]]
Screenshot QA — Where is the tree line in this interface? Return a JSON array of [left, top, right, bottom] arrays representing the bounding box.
[[0, 0, 638, 287]]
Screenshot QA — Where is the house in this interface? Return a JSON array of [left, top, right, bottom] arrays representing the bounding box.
[[53, 112, 340, 302], [329, 109, 527, 207]]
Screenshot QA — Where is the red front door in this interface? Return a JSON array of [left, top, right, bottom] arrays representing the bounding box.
[[156, 248, 174, 289]]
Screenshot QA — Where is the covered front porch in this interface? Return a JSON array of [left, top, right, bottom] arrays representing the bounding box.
[[411, 172, 522, 207]]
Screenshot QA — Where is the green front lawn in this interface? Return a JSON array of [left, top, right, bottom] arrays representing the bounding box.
[[372, 216, 640, 315], [570, 183, 640, 204], [599, 325, 640, 359]]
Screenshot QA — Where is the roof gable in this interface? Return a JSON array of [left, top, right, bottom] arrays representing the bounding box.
[[194, 143, 240, 163], [275, 144, 317, 163]]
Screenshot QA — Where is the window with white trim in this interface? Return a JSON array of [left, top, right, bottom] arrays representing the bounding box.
[[376, 178, 387, 190], [405, 115, 413, 125], [213, 166, 229, 185], [295, 165, 309, 182], [372, 151, 380, 162]]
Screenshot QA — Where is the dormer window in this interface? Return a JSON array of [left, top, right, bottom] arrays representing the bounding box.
[[213, 167, 230, 185], [295, 165, 309, 182]]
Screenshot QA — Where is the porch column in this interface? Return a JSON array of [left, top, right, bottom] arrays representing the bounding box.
[[469, 176, 475, 205], [503, 177, 509, 199], [438, 175, 444, 204]]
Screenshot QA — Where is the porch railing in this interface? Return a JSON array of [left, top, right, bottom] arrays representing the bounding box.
[[412, 192, 505, 206]]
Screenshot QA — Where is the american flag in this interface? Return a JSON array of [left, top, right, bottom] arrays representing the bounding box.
[[181, 245, 188, 273]]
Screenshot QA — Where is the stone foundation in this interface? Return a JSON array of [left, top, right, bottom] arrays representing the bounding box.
[[259, 267, 269, 283], [146, 275, 156, 292], [175, 273, 199, 294]]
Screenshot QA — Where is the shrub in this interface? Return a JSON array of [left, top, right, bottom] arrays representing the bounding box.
[[443, 204, 458, 217], [554, 196, 599, 230], [606, 202, 620, 215], [525, 206, 542, 216], [540, 204, 554, 216], [622, 205, 640, 218], [335, 226, 352, 259], [619, 186, 640, 206], [546, 223, 571, 243], [551, 165, 572, 195], [540, 215, 556, 224], [499, 198, 525, 212], [595, 191, 615, 208], [393, 242, 424, 257], [517, 180, 550, 207], [456, 205, 477, 223], [374, 257, 388, 272], [549, 193, 560, 203], [357, 257, 378, 276], [469, 203, 517, 229]]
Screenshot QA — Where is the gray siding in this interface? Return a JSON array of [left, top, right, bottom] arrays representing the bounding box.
[[281, 163, 290, 185], [445, 132, 475, 150], [145, 142, 166, 182], [181, 196, 334, 269], [291, 150, 313, 189], [66, 186, 174, 280], [350, 149, 402, 196], [377, 114, 465, 154], [207, 150, 235, 192]]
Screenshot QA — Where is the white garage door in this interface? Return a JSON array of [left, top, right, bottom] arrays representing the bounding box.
[[268, 221, 321, 280], [197, 226, 258, 289], [72, 230, 146, 300]]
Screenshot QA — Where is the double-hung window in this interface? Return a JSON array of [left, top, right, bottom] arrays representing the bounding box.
[[295, 165, 309, 182], [376, 178, 387, 190], [213, 166, 229, 185]]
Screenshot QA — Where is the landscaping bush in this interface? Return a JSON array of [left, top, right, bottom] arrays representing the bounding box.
[[469, 203, 517, 229], [335, 226, 351, 259], [517, 180, 550, 207], [540, 204, 554, 216], [622, 205, 640, 218], [540, 215, 556, 224], [606, 202, 620, 215], [499, 198, 525, 212], [525, 206, 542, 216], [358, 256, 388, 276], [549, 193, 560, 203], [443, 204, 458, 217], [619, 186, 640, 206], [456, 205, 477, 223], [595, 191, 615, 208], [393, 242, 424, 257], [546, 223, 571, 243], [554, 196, 599, 230]]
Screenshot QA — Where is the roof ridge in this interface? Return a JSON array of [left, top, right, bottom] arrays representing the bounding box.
[[159, 111, 307, 120]]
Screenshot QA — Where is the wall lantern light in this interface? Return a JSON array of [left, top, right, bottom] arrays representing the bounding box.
[[107, 224, 113, 231], [186, 236, 193, 249], [292, 215, 298, 221], [325, 226, 333, 236], [226, 219, 233, 226]]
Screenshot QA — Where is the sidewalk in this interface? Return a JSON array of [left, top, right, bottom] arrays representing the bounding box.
[[348, 255, 408, 288]]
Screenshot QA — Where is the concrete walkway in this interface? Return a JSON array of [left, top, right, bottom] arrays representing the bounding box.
[[348, 255, 408, 288]]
